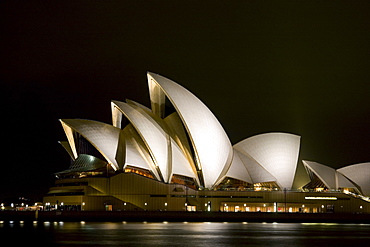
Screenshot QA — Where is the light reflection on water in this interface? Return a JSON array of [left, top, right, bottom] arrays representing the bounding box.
[[1, 221, 370, 246]]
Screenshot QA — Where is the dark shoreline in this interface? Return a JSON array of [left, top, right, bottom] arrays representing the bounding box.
[[1, 211, 370, 223]]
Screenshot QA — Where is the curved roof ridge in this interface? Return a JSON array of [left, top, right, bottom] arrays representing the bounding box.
[[147, 72, 233, 188], [112, 101, 170, 182], [233, 148, 277, 184], [122, 124, 161, 180], [60, 119, 121, 171], [302, 160, 336, 189], [337, 162, 370, 197], [224, 149, 253, 184], [234, 132, 300, 189]]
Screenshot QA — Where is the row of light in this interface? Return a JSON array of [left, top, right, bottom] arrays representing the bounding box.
[[143, 202, 169, 206], [1, 202, 38, 209], [139, 202, 366, 210], [0, 221, 273, 225], [39, 202, 365, 210], [44, 202, 86, 206]]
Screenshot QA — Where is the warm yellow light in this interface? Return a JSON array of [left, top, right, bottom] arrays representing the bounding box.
[[305, 197, 337, 200]]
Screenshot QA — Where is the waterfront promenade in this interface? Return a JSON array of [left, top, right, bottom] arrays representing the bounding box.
[[1, 211, 370, 223]]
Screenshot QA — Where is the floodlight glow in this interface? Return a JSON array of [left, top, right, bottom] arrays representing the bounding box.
[[305, 197, 337, 200]]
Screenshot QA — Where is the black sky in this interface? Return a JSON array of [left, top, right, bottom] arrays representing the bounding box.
[[1, 1, 369, 199]]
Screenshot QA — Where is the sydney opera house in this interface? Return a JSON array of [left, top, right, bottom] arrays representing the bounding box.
[[44, 72, 370, 213]]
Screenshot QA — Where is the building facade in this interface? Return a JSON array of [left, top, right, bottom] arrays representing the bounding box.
[[44, 72, 370, 213], [44, 172, 369, 213]]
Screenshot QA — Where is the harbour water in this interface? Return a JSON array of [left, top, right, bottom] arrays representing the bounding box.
[[1, 221, 369, 246]]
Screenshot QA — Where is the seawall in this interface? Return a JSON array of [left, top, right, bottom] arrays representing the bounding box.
[[1, 211, 370, 223]]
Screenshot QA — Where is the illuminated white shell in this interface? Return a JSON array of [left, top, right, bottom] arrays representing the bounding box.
[[338, 162, 370, 196], [147, 72, 233, 188], [234, 133, 300, 189], [60, 119, 121, 171]]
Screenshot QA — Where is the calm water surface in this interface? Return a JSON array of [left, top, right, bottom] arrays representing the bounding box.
[[1, 221, 369, 246]]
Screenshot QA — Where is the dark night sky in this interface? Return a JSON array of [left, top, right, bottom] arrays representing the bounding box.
[[1, 1, 369, 199]]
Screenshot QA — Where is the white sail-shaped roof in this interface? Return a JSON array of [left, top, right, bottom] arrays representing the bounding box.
[[112, 100, 171, 182], [60, 122, 78, 159], [57, 73, 313, 192], [337, 172, 356, 189], [122, 124, 161, 180], [112, 100, 196, 183], [234, 133, 300, 189], [60, 119, 121, 170], [224, 149, 253, 184], [170, 139, 198, 181], [147, 72, 233, 188], [164, 113, 197, 172], [302, 160, 337, 189], [302, 160, 356, 191], [233, 149, 276, 184], [121, 126, 151, 171], [337, 163, 370, 196]]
